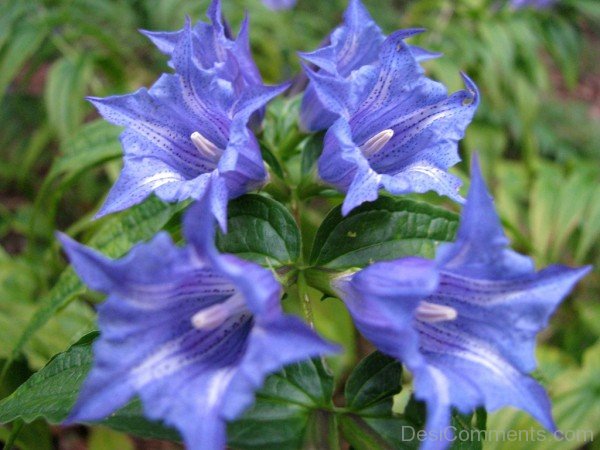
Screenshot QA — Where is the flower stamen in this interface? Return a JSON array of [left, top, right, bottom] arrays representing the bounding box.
[[415, 301, 457, 323], [360, 129, 394, 157], [191, 293, 247, 330], [191, 131, 222, 160]]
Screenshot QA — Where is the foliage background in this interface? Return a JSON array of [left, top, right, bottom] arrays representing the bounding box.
[[0, 0, 599, 448]]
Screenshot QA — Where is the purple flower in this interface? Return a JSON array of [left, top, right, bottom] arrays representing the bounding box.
[[142, 0, 262, 92], [90, 19, 287, 227], [333, 156, 590, 450], [511, 0, 558, 9], [308, 29, 479, 215], [262, 0, 297, 10], [299, 0, 441, 132], [59, 189, 336, 450]]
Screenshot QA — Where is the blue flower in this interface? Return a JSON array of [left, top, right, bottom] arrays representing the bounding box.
[[90, 19, 287, 226], [333, 156, 590, 450], [299, 0, 440, 132], [59, 190, 336, 450], [262, 0, 297, 10], [142, 0, 262, 92], [308, 29, 479, 215], [511, 0, 557, 9]]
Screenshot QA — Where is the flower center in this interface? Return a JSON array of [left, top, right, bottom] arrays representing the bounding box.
[[191, 131, 223, 161], [191, 292, 248, 330], [415, 301, 457, 323], [360, 129, 394, 158]]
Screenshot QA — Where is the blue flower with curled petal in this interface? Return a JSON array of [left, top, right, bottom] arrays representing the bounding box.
[[333, 156, 590, 450], [90, 20, 287, 226], [142, 0, 262, 92], [299, 0, 440, 131], [307, 29, 479, 215], [59, 188, 336, 450], [262, 0, 297, 10]]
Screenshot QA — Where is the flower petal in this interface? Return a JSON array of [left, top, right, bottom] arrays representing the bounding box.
[[262, 0, 297, 10], [433, 265, 591, 373], [416, 319, 557, 432], [221, 315, 339, 419], [334, 257, 439, 366], [436, 154, 535, 279]]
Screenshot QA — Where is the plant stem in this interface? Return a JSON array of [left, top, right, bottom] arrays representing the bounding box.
[[297, 270, 315, 329], [3, 420, 24, 450]]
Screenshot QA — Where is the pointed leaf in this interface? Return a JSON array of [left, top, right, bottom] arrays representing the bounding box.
[[310, 197, 458, 269]]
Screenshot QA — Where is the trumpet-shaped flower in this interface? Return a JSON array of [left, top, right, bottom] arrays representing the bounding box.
[[142, 0, 262, 91], [333, 156, 590, 450], [90, 19, 287, 226], [60, 189, 336, 450], [299, 0, 440, 131], [309, 29, 479, 214]]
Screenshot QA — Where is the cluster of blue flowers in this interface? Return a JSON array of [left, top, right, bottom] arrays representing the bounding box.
[[59, 1, 589, 449]]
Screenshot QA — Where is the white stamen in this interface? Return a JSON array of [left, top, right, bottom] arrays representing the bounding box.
[[415, 301, 457, 323], [191, 293, 247, 330], [360, 129, 394, 157], [191, 131, 222, 160]]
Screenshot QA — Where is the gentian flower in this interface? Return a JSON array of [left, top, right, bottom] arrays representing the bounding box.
[[262, 0, 297, 10], [511, 0, 557, 9], [90, 19, 287, 226], [299, 0, 441, 132], [307, 29, 479, 215], [59, 187, 336, 450], [333, 156, 590, 450], [142, 0, 262, 92]]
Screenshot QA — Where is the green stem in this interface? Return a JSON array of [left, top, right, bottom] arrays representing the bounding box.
[[304, 268, 340, 299], [3, 420, 24, 450], [297, 271, 315, 329]]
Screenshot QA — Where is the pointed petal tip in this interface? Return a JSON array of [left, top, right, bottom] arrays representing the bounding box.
[[181, 15, 193, 33], [94, 199, 118, 220], [561, 264, 593, 284], [460, 72, 480, 106], [207, 0, 223, 24], [55, 231, 76, 251], [468, 152, 489, 198], [389, 28, 427, 41], [340, 201, 353, 217], [85, 95, 102, 105]]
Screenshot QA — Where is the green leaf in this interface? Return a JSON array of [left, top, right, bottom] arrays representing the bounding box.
[[340, 352, 417, 450], [339, 414, 413, 450], [0, 332, 179, 441], [228, 358, 335, 450], [310, 197, 459, 269], [217, 194, 301, 267], [260, 143, 285, 180], [300, 132, 325, 176], [5, 198, 179, 369], [31, 119, 122, 235], [345, 352, 403, 415], [0, 18, 49, 101], [44, 55, 94, 141]]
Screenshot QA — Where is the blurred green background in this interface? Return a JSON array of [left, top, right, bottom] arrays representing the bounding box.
[[0, 0, 599, 448]]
